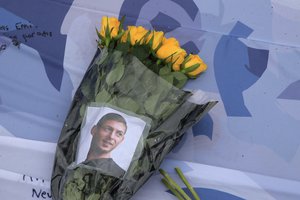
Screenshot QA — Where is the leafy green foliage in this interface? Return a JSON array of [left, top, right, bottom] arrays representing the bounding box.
[[105, 56, 125, 86], [131, 45, 151, 61]]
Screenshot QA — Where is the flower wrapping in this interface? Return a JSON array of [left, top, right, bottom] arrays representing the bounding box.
[[51, 17, 217, 200]]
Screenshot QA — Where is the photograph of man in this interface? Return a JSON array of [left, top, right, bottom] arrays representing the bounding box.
[[82, 113, 127, 178]]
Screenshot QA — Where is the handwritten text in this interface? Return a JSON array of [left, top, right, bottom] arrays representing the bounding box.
[[15, 22, 34, 30], [0, 25, 9, 31], [32, 189, 52, 199]]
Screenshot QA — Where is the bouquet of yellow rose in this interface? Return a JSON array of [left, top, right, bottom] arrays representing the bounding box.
[[96, 16, 207, 87], [51, 16, 216, 200]]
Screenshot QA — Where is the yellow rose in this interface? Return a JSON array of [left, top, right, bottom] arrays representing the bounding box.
[[100, 16, 120, 38], [156, 44, 187, 71], [183, 54, 207, 77], [121, 26, 148, 45], [146, 30, 164, 50], [162, 37, 180, 47], [120, 29, 128, 43], [172, 50, 186, 71]]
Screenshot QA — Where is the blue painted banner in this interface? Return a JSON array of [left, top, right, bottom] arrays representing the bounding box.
[[1, 0, 300, 199]]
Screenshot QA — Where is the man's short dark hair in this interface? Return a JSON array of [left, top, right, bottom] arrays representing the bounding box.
[[97, 113, 127, 132]]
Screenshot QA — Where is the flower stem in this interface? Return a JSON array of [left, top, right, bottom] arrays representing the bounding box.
[[159, 169, 191, 200], [175, 167, 201, 200], [156, 59, 161, 65], [161, 178, 185, 200]]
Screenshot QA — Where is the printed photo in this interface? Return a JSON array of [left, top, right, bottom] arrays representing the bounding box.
[[76, 105, 147, 178]]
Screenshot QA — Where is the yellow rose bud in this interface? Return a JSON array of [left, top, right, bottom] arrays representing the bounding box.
[[121, 26, 148, 45], [146, 30, 164, 50], [121, 30, 129, 43], [183, 54, 207, 77], [162, 37, 180, 47], [156, 44, 187, 71], [100, 16, 120, 38], [172, 51, 186, 71]]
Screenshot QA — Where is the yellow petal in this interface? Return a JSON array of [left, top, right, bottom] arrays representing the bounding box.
[[162, 37, 180, 47], [100, 16, 120, 38]]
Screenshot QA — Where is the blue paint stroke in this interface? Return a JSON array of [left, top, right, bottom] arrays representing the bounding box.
[[278, 80, 300, 100], [214, 21, 269, 116], [192, 114, 213, 139], [119, 0, 150, 27], [171, 0, 198, 21], [247, 47, 269, 77], [182, 41, 202, 55], [167, 187, 245, 200], [150, 12, 181, 32]]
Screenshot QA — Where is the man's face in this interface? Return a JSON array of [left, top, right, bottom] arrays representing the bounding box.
[[91, 120, 126, 154]]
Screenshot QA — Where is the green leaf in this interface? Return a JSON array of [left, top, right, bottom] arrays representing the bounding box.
[[79, 104, 87, 117], [180, 55, 192, 70], [112, 51, 123, 64], [76, 179, 86, 191], [105, 17, 111, 39], [137, 106, 146, 115], [118, 15, 126, 33], [174, 79, 187, 89], [108, 97, 119, 108], [159, 66, 171, 76], [155, 102, 171, 117], [131, 45, 150, 61], [87, 193, 101, 200], [144, 94, 160, 116], [172, 72, 188, 88], [63, 182, 82, 200], [108, 40, 115, 50], [126, 31, 131, 45], [93, 70, 101, 94], [114, 31, 125, 40], [95, 89, 112, 102], [147, 33, 154, 49], [128, 82, 147, 101], [142, 59, 153, 68], [173, 72, 187, 81], [161, 103, 179, 120], [115, 42, 130, 53], [95, 28, 104, 42], [96, 48, 108, 66], [117, 97, 140, 113], [73, 168, 84, 179], [81, 81, 91, 98], [161, 74, 174, 85], [105, 58, 125, 86], [115, 73, 136, 95], [181, 63, 200, 73], [154, 77, 173, 102], [148, 63, 160, 74], [141, 71, 157, 93]]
